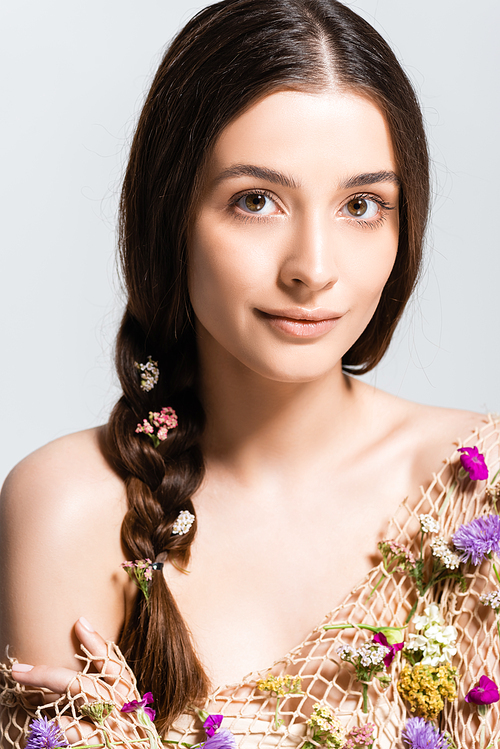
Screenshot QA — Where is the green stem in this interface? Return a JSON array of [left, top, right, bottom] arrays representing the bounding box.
[[494, 564, 500, 586], [490, 468, 500, 485], [366, 572, 385, 601], [404, 598, 419, 625], [362, 683, 369, 714], [480, 717, 486, 749], [74, 741, 188, 748], [438, 480, 457, 517], [324, 622, 406, 634]]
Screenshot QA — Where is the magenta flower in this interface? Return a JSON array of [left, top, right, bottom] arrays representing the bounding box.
[[121, 691, 156, 722], [204, 715, 224, 738], [402, 717, 451, 749], [465, 675, 500, 705], [25, 717, 68, 749], [203, 728, 237, 749], [458, 447, 488, 481], [373, 631, 404, 667], [452, 514, 500, 565]]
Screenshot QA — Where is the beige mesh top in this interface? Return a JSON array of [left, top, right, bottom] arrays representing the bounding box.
[[2, 415, 500, 748]]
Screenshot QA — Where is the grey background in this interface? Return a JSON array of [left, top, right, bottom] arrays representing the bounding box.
[[1, 0, 499, 484]]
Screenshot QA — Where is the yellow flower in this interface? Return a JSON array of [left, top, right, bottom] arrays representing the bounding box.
[[306, 703, 345, 749], [397, 663, 457, 721], [256, 674, 302, 697]]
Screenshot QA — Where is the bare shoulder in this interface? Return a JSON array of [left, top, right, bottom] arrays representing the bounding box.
[[373, 386, 490, 483], [0, 429, 129, 668], [351, 379, 491, 483]]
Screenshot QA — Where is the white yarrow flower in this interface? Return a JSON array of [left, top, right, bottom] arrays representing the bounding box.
[[430, 536, 461, 570], [480, 588, 500, 613], [419, 514, 440, 534]]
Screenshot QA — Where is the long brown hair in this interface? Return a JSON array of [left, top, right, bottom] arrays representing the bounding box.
[[105, 0, 430, 730]]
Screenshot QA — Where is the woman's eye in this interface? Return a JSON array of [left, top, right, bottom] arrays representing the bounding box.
[[235, 192, 277, 215], [342, 197, 379, 220]]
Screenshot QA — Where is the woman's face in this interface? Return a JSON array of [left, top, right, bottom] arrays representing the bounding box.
[[188, 89, 400, 383]]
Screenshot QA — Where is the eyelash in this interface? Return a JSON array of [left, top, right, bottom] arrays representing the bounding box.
[[228, 189, 395, 228]]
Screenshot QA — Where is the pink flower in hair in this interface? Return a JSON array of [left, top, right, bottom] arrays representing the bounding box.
[[136, 407, 178, 448]]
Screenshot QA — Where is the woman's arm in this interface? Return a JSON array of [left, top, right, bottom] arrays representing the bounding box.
[[0, 428, 129, 669], [0, 430, 137, 745]]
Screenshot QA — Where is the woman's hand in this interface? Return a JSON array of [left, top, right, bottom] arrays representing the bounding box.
[[10, 617, 154, 747]]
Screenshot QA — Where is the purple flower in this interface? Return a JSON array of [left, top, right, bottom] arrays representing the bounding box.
[[452, 514, 500, 565], [458, 447, 488, 481], [204, 714, 224, 738], [25, 717, 68, 749], [373, 631, 404, 667], [121, 691, 156, 722], [465, 675, 500, 705], [203, 728, 237, 749], [402, 717, 451, 749]]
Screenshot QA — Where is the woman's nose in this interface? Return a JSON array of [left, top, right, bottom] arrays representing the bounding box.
[[279, 212, 339, 292]]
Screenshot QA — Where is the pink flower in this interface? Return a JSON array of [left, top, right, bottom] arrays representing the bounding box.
[[458, 447, 488, 481], [121, 691, 156, 722], [465, 675, 499, 705], [135, 407, 178, 448], [204, 715, 223, 738], [373, 631, 404, 667]]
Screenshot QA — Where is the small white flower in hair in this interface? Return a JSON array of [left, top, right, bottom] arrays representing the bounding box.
[[135, 356, 160, 392], [172, 509, 195, 536]]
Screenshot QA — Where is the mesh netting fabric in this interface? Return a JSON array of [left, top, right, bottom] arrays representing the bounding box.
[[2, 415, 500, 748], [0, 641, 155, 748]]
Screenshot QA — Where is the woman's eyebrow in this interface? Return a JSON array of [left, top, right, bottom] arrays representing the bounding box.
[[212, 164, 300, 189], [212, 165, 400, 191], [341, 171, 401, 189]]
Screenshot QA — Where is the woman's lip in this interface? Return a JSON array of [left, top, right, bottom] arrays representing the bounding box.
[[257, 307, 342, 322], [256, 309, 343, 338]]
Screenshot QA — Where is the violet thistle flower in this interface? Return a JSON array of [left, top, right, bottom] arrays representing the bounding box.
[[25, 717, 68, 749], [401, 717, 451, 749], [452, 514, 500, 565]]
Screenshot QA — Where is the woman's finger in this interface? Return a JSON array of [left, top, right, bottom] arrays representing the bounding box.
[[73, 618, 138, 699], [11, 663, 76, 694], [74, 617, 122, 677]]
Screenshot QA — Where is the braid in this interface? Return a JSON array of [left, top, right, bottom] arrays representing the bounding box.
[[104, 311, 210, 732]]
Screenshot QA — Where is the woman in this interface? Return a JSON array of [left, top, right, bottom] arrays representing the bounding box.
[[1, 0, 498, 747]]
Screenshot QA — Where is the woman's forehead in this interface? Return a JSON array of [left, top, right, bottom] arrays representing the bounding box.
[[206, 89, 398, 191]]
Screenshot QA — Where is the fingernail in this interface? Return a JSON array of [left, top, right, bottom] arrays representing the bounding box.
[[79, 616, 95, 632], [12, 663, 34, 672]]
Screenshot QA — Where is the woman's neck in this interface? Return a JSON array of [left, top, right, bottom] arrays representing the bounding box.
[[198, 335, 367, 479]]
